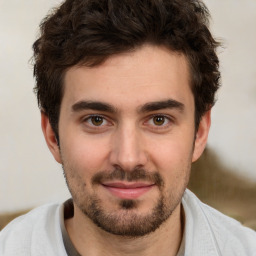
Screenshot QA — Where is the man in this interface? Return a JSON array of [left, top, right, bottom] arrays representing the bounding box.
[[0, 0, 255, 255]]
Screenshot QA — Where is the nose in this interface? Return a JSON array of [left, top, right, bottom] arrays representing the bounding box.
[[109, 123, 148, 171]]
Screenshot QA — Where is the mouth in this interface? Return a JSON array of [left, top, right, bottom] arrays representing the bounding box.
[[102, 182, 155, 200]]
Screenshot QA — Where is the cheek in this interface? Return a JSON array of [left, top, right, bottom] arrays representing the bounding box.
[[60, 134, 111, 176], [147, 134, 194, 174]]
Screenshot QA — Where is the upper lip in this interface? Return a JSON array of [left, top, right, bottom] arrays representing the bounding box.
[[102, 182, 154, 189]]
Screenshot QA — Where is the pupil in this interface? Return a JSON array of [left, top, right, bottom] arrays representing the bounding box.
[[154, 116, 164, 125], [92, 116, 103, 126]]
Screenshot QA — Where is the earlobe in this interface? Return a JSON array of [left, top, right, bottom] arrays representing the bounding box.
[[192, 110, 211, 162], [41, 112, 62, 164]]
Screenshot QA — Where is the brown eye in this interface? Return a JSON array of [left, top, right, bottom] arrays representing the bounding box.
[[91, 116, 104, 126], [153, 116, 165, 126]]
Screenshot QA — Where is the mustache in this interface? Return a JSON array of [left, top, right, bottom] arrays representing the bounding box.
[[92, 166, 164, 188]]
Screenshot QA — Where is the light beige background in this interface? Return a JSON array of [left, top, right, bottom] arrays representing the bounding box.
[[0, 0, 255, 213]]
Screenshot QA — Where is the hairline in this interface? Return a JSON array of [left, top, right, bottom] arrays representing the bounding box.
[[50, 43, 199, 138]]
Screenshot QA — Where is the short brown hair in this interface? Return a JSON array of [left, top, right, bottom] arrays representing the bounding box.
[[33, 0, 220, 137]]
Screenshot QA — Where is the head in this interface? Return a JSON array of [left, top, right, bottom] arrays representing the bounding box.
[[35, 0, 220, 237], [33, 0, 220, 139]]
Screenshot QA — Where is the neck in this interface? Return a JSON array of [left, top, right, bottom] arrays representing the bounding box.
[[65, 204, 183, 256]]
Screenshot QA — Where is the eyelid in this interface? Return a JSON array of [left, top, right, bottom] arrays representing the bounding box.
[[81, 113, 174, 131], [144, 114, 174, 128], [148, 113, 173, 121], [82, 114, 112, 127]]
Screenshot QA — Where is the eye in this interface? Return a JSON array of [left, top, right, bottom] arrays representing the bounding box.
[[145, 114, 172, 130], [90, 116, 104, 126], [152, 116, 166, 126], [84, 115, 108, 127]]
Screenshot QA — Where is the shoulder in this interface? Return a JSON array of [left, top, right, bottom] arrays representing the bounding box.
[[1, 203, 59, 230], [201, 202, 256, 253], [0, 203, 66, 256], [182, 190, 256, 255]]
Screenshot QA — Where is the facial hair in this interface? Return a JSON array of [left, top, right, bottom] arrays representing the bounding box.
[[63, 165, 189, 237]]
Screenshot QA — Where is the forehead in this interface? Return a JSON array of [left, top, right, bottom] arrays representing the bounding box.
[[62, 45, 193, 111]]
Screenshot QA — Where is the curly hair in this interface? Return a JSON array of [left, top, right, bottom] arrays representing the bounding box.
[[33, 0, 220, 137]]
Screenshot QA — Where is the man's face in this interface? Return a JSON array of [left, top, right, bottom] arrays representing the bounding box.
[[43, 45, 209, 236]]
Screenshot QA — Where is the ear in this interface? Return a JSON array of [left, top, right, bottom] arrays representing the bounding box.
[[192, 110, 211, 162], [41, 112, 62, 164]]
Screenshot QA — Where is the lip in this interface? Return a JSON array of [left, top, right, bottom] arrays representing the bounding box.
[[102, 182, 155, 199]]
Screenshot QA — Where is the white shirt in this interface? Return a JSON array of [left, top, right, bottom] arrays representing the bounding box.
[[0, 189, 255, 256]]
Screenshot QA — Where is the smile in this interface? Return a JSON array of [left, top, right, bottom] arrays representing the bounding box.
[[102, 182, 155, 200]]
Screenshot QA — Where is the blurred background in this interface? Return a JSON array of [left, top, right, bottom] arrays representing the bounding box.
[[0, 0, 256, 230]]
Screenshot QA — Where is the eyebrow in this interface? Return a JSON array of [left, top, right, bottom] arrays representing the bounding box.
[[72, 101, 117, 113], [139, 99, 184, 113], [71, 99, 184, 114]]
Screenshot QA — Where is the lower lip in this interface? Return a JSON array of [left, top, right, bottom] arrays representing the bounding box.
[[103, 185, 154, 199]]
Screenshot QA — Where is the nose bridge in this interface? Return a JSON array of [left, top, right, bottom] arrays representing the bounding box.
[[110, 121, 147, 171]]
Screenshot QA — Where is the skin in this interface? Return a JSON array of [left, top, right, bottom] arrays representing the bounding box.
[[42, 44, 211, 256]]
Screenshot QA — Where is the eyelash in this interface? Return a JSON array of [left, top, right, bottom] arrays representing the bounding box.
[[82, 114, 174, 130], [83, 114, 110, 127], [145, 114, 173, 129]]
